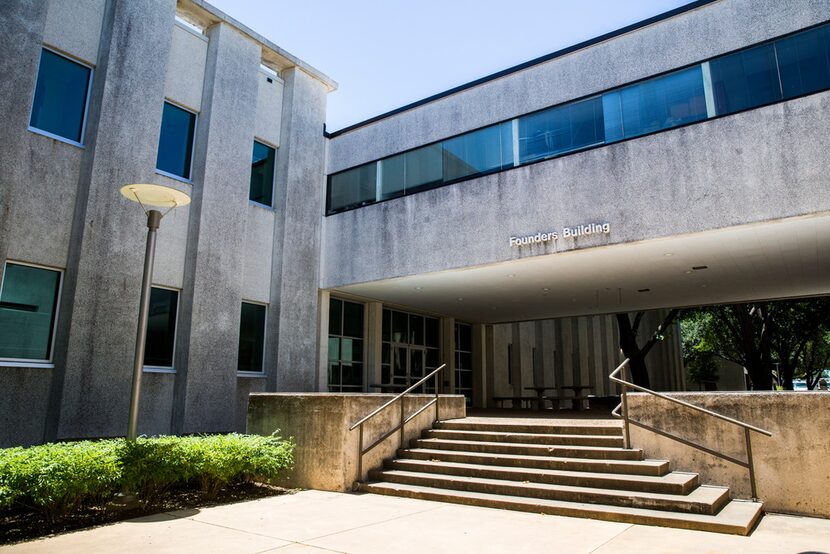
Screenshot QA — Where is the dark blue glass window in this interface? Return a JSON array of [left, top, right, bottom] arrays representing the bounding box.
[[144, 287, 178, 368], [519, 96, 604, 163], [603, 66, 707, 142], [443, 122, 513, 182], [709, 44, 782, 115], [328, 298, 364, 392], [238, 302, 266, 373], [0, 263, 61, 361], [776, 24, 830, 99], [327, 162, 377, 212], [30, 49, 91, 144], [250, 141, 276, 206], [156, 102, 196, 179]]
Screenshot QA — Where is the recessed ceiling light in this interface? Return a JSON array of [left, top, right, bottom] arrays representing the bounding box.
[[663, 253, 674, 257], [457, 297, 464, 301], [506, 274, 516, 278], [543, 287, 550, 291], [701, 284, 708, 288], [684, 270, 692, 274], [637, 288, 651, 293], [692, 265, 708, 271], [414, 286, 423, 290]]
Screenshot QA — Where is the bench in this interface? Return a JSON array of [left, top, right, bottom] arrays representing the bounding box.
[[493, 396, 556, 409]]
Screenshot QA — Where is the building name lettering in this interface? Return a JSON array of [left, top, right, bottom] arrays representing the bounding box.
[[509, 223, 611, 247]]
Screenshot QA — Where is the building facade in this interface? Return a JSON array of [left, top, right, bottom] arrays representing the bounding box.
[[1, 0, 829, 446]]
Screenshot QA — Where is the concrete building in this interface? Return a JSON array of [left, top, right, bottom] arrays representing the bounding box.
[[1, 0, 829, 447]]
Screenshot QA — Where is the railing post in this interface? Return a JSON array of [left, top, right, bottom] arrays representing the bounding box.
[[399, 396, 406, 449], [745, 428, 758, 500], [435, 369, 440, 423], [621, 364, 632, 450], [357, 424, 364, 486]]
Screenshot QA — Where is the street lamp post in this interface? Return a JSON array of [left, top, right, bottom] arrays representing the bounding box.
[[120, 184, 190, 441]]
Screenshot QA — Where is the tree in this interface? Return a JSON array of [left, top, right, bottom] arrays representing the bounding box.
[[616, 309, 680, 388], [798, 329, 830, 390]]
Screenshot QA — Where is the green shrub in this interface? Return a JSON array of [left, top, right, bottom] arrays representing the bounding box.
[[0, 440, 122, 522], [119, 436, 195, 502]]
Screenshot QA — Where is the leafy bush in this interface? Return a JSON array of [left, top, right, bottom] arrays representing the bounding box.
[[119, 436, 195, 503], [0, 440, 122, 522]]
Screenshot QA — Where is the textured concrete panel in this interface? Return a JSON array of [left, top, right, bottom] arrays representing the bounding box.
[[322, 92, 830, 288], [247, 393, 466, 490], [137, 371, 175, 436], [164, 23, 207, 112], [44, 0, 106, 64], [628, 392, 830, 517], [255, 69, 283, 147], [241, 204, 275, 303], [172, 22, 260, 434], [235, 376, 266, 432], [328, 0, 830, 172], [0, 367, 51, 447]]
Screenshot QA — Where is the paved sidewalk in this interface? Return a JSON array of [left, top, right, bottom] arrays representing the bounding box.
[[5, 490, 830, 553]]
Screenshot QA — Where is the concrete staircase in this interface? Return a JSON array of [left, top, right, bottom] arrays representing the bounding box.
[[358, 418, 763, 535]]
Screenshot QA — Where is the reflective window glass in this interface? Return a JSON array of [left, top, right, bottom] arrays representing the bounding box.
[[327, 162, 377, 212], [30, 49, 91, 143], [709, 44, 782, 115], [144, 287, 178, 368], [343, 301, 363, 338], [156, 102, 196, 179], [379, 154, 406, 200], [519, 96, 604, 163], [777, 24, 830, 99], [250, 141, 276, 206], [328, 297, 364, 391], [328, 298, 342, 335], [238, 302, 266, 372], [404, 144, 443, 194], [603, 66, 707, 142], [0, 263, 61, 361], [443, 122, 513, 182]]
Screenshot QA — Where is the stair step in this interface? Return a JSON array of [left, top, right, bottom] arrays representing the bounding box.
[[385, 458, 697, 494], [358, 481, 763, 536], [399, 448, 670, 476], [369, 470, 729, 515], [436, 419, 623, 436], [425, 428, 624, 447], [412, 438, 644, 460]]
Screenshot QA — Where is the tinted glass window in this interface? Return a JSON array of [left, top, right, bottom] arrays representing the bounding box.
[[156, 102, 196, 179], [0, 263, 61, 361], [238, 302, 266, 372], [250, 141, 276, 206], [519, 96, 604, 163], [328, 297, 364, 392], [443, 122, 513, 182], [379, 154, 406, 200], [327, 162, 376, 212], [30, 49, 91, 143], [709, 44, 782, 115], [343, 300, 363, 338], [777, 24, 830, 99], [404, 144, 443, 194], [144, 287, 178, 367], [603, 66, 707, 142]]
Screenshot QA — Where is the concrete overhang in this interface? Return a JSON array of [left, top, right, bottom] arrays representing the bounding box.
[[328, 213, 830, 323]]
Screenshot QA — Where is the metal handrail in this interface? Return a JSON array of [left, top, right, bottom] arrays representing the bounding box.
[[610, 357, 771, 500], [349, 364, 447, 487]]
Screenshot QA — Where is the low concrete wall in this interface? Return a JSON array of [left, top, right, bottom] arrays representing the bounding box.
[[627, 392, 830, 518], [247, 393, 466, 491]]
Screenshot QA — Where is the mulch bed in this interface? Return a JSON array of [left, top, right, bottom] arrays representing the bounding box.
[[0, 482, 293, 546]]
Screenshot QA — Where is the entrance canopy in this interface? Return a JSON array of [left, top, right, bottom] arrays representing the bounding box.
[[330, 213, 830, 323]]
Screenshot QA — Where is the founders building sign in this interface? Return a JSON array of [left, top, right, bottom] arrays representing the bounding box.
[[509, 223, 611, 247]]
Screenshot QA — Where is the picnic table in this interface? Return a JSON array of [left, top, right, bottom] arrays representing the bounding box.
[[523, 386, 558, 410], [560, 385, 593, 410]]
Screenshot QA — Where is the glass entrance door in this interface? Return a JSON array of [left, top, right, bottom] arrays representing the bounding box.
[[382, 308, 439, 392]]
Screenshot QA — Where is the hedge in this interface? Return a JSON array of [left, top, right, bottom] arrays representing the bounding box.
[[0, 433, 293, 521]]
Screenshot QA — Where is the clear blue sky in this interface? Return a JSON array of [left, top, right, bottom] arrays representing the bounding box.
[[209, 0, 694, 131]]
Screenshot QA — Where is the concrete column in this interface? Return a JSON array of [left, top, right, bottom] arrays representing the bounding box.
[[471, 323, 487, 408], [267, 66, 328, 392], [316, 290, 331, 391], [510, 323, 524, 397], [51, 0, 178, 440], [440, 317, 455, 393], [172, 22, 260, 434], [485, 324, 495, 408], [365, 301, 383, 391]]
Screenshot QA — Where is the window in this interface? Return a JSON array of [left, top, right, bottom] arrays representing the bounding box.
[[709, 44, 782, 115], [250, 141, 276, 207], [29, 48, 92, 144], [519, 97, 604, 163], [603, 66, 707, 142], [144, 287, 178, 368], [381, 308, 440, 393], [455, 322, 473, 405], [156, 102, 196, 180], [327, 162, 377, 213], [0, 262, 61, 362], [238, 302, 266, 373], [776, 24, 830, 100], [443, 122, 513, 182], [328, 298, 364, 392]]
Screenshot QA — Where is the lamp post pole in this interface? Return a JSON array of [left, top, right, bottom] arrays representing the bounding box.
[[126, 209, 162, 441]]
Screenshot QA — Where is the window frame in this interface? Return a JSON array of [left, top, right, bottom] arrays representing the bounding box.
[[328, 297, 366, 392], [249, 138, 277, 209], [237, 300, 268, 377], [142, 284, 180, 373], [27, 45, 94, 149], [155, 99, 198, 184], [0, 260, 64, 368]]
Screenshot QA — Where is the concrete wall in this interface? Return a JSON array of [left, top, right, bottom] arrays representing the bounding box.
[[247, 393, 466, 491], [627, 392, 830, 518]]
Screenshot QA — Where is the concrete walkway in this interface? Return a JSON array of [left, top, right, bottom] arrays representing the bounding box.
[[5, 490, 830, 553]]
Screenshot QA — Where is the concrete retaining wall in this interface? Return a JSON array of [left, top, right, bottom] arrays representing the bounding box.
[[627, 392, 830, 518], [247, 393, 466, 491]]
